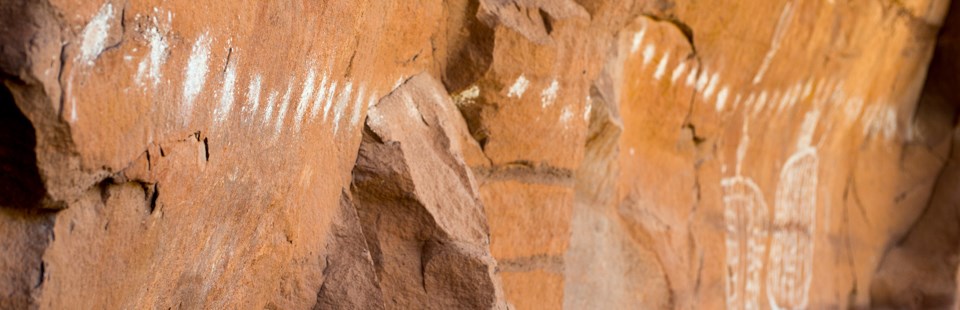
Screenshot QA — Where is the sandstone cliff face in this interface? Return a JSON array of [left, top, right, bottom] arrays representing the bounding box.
[[0, 0, 957, 309]]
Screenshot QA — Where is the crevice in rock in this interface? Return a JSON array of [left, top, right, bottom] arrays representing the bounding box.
[[0, 83, 47, 209]]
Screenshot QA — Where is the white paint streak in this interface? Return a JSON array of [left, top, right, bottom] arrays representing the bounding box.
[[294, 69, 317, 131], [332, 82, 354, 134], [273, 81, 294, 139], [349, 86, 367, 128], [79, 3, 114, 65], [631, 28, 647, 54], [541, 79, 560, 108], [686, 68, 699, 87], [671, 62, 688, 83], [654, 53, 670, 81], [309, 74, 329, 120], [213, 60, 238, 125], [508, 75, 530, 98], [322, 81, 339, 121], [560, 105, 575, 124], [135, 25, 168, 87], [753, 91, 768, 115], [716, 87, 730, 112], [695, 69, 710, 92], [642, 44, 656, 66], [182, 34, 212, 119], [243, 75, 263, 121], [753, 1, 795, 84], [704, 73, 720, 100], [584, 97, 592, 121], [263, 91, 278, 125], [863, 104, 898, 140]]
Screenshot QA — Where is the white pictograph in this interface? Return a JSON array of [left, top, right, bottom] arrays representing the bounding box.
[[766, 110, 820, 310], [722, 120, 769, 310]]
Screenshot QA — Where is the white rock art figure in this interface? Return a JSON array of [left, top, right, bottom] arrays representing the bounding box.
[[722, 119, 770, 310], [766, 109, 820, 310]]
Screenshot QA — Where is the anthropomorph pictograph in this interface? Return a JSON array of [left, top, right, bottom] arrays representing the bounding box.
[[722, 119, 770, 310], [766, 109, 820, 309]]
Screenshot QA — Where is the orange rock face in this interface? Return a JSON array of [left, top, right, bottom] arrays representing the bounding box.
[[0, 0, 957, 309]]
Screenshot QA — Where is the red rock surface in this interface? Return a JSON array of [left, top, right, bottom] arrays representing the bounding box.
[[0, 0, 958, 308]]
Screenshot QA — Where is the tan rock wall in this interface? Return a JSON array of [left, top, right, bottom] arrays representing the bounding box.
[[0, 0, 957, 309]]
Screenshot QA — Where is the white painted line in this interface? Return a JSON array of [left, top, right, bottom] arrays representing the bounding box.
[[332, 82, 354, 134], [309, 73, 329, 121], [642, 44, 656, 66], [79, 3, 114, 65], [244, 75, 263, 120], [294, 68, 317, 131], [213, 59, 238, 125], [716, 86, 730, 112], [541, 79, 560, 108], [654, 52, 670, 81], [349, 85, 366, 128], [323, 81, 339, 121], [508, 75, 530, 98], [273, 81, 294, 139], [182, 33, 212, 122], [671, 61, 687, 83]]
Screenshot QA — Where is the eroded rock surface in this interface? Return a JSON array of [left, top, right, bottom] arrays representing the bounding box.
[[0, 0, 958, 309]]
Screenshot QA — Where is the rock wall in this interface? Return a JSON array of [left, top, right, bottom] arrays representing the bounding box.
[[0, 0, 957, 309]]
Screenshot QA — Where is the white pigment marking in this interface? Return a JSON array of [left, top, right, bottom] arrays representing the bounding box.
[[263, 91, 278, 125], [863, 104, 897, 140], [244, 75, 263, 121], [767, 146, 818, 310], [135, 25, 169, 87], [686, 68, 699, 87], [294, 69, 317, 131], [642, 44, 656, 66], [454, 84, 480, 107], [631, 28, 647, 54], [743, 93, 756, 112], [508, 75, 530, 98], [541, 79, 560, 108], [716, 87, 730, 112], [182, 34, 212, 119], [322, 81, 339, 121], [584, 95, 592, 121], [671, 62, 688, 83], [654, 52, 670, 81], [704, 73, 720, 100], [273, 82, 294, 139], [844, 97, 864, 122], [753, 91, 768, 115], [753, 1, 795, 84], [695, 69, 710, 92], [349, 85, 366, 128], [332, 82, 354, 134], [213, 60, 238, 125], [559, 105, 575, 124], [79, 3, 114, 65], [309, 74, 329, 120]]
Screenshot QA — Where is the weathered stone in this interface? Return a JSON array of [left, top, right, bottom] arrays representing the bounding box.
[[0, 0, 958, 308], [350, 73, 506, 309]]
